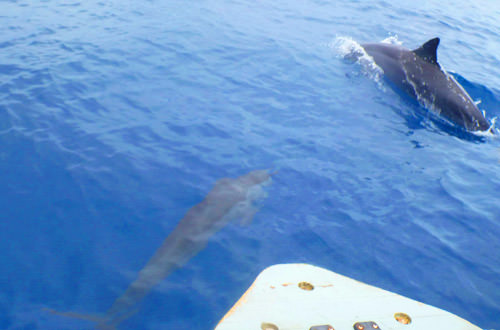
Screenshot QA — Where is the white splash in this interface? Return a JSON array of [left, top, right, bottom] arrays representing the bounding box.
[[330, 36, 384, 85], [330, 36, 364, 57], [472, 116, 499, 137], [381, 35, 402, 45]]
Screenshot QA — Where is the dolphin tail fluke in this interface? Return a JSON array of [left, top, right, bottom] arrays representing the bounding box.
[[43, 307, 118, 330], [43, 307, 107, 322]]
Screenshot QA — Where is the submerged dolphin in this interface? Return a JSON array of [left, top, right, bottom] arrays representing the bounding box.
[[360, 38, 491, 132], [47, 169, 272, 329]]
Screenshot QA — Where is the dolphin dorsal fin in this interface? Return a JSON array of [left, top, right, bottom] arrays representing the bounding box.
[[412, 38, 440, 65]]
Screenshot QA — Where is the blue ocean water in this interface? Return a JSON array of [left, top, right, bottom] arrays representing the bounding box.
[[1, 0, 500, 329]]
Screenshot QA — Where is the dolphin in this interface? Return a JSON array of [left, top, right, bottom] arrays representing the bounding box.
[[360, 38, 491, 132], [46, 169, 272, 329]]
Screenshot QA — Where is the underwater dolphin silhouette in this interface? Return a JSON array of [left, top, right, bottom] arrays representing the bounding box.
[[360, 38, 491, 132], [46, 169, 272, 329]]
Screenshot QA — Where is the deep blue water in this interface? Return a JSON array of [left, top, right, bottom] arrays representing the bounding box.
[[1, 0, 500, 329]]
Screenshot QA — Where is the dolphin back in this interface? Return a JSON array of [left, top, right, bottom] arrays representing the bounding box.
[[361, 38, 491, 132]]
